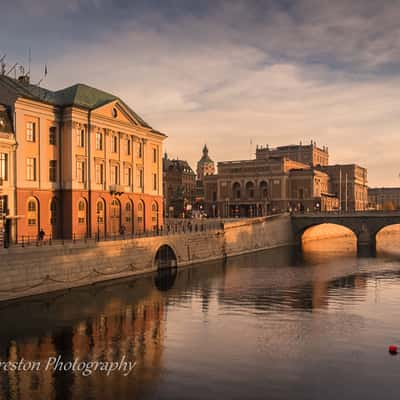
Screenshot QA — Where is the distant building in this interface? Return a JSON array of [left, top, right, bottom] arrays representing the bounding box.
[[196, 144, 215, 181], [204, 141, 367, 217], [256, 141, 329, 167], [368, 187, 400, 210], [163, 154, 196, 217], [0, 74, 166, 242]]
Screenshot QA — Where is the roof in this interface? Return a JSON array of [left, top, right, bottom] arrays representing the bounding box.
[[0, 104, 13, 133], [0, 75, 155, 131], [163, 157, 195, 175]]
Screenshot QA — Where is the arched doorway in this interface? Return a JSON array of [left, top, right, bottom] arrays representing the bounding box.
[[96, 198, 106, 238], [125, 200, 134, 234], [137, 200, 145, 233], [151, 201, 159, 231], [110, 198, 121, 235], [77, 198, 88, 238]]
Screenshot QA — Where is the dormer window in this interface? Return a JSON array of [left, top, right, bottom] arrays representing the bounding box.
[[112, 108, 118, 118]]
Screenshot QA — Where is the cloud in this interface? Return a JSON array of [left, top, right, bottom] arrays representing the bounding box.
[[2, 0, 400, 185]]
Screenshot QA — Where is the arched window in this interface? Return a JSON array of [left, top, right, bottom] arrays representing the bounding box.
[[260, 181, 268, 198], [246, 181, 255, 199], [96, 198, 105, 223], [232, 182, 241, 200], [50, 198, 57, 225], [137, 200, 145, 232], [125, 200, 133, 223], [110, 198, 121, 234], [151, 201, 158, 230], [78, 198, 87, 224], [27, 198, 38, 226]]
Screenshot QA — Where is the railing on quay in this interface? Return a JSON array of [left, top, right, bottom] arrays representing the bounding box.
[[9, 220, 225, 249]]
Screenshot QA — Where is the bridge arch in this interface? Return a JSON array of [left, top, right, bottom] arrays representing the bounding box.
[[300, 223, 358, 243], [154, 244, 178, 270], [375, 224, 400, 254]]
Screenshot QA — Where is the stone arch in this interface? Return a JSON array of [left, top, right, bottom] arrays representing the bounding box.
[[375, 223, 400, 254], [259, 180, 268, 198], [154, 244, 178, 269], [125, 199, 134, 234]]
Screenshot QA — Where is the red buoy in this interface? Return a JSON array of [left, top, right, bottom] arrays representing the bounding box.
[[389, 345, 398, 355]]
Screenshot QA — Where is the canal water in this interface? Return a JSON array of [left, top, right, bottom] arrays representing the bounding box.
[[1, 234, 400, 399]]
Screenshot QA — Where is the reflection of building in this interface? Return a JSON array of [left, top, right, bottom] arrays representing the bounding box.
[[0, 105, 16, 246], [368, 187, 400, 210], [0, 74, 165, 241], [204, 141, 367, 217], [162, 153, 196, 217]]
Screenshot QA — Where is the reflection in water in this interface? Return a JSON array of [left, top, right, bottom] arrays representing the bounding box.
[[1, 236, 400, 399]]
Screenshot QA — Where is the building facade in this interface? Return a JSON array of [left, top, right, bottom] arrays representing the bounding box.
[[368, 187, 400, 210], [162, 154, 196, 217], [0, 75, 166, 242], [204, 143, 366, 217]]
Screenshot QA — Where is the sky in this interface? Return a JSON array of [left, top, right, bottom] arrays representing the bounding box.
[[1, 0, 400, 186]]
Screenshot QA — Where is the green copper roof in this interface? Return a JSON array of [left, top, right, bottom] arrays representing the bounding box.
[[0, 75, 153, 130]]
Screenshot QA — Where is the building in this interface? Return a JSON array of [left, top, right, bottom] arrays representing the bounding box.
[[196, 144, 215, 181], [204, 142, 366, 217], [320, 164, 368, 211], [0, 74, 166, 242], [0, 104, 16, 245], [368, 187, 400, 210], [256, 141, 329, 167], [162, 154, 196, 217]]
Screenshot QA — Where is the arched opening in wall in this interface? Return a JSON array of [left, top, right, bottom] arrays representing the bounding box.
[[301, 223, 357, 261], [137, 200, 145, 233], [125, 200, 134, 234], [77, 198, 88, 237], [154, 244, 177, 270], [376, 224, 400, 255], [27, 197, 39, 238], [232, 182, 241, 200], [50, 197, 58, 238], [96, 198, 106, 238], [151, 201, 159, 231], [245, 181, 255, 199], [110, 198, 121, 235]]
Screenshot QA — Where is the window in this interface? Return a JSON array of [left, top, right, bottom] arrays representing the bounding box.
[[137, 141, 143, 158], [27, 198, 38, 225], [26, 158, 36, 181], [95, 163, 104, 184], [78, 199, 86, 224], [26, 122, 35, 142], [96, 131, 103, 150], [77, 128, 85, 147], [0, 153, 8, 181], [151, 202, 158, 229], [125, 201, 133, 223], [111, 165, 119, 185], [50, 198, 57, 225], [126, 138, 131, 155], [96, 199, 104, 223], [49, 160, 57, 182], [137, 168, 144, 189], [76, 160, 85, 183], [112, 135, 118, 153], [124, 166, 132, 186], [49, 126, 56, 145], [153, 173, 157, 191], [153, 148, 157, 163]]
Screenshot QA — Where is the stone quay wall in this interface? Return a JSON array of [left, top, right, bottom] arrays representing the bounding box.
[[0, 214, 293, 302]]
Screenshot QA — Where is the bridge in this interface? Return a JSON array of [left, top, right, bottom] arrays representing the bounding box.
[[291, 211, 400, 255]]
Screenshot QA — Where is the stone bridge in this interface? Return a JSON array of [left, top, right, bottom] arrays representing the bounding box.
[[291, 211, 400, 255]]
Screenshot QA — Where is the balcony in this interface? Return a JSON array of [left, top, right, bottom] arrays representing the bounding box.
[[109, 184, 124, 195]]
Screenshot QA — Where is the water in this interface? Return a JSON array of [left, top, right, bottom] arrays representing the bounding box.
[[1, 235, 400, 399]]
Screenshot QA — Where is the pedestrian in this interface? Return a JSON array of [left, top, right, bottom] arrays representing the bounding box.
[[38, 229, 45, 241], [119, 225, 126, 236]]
